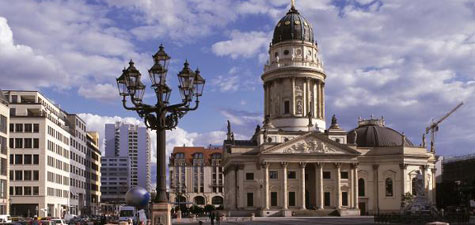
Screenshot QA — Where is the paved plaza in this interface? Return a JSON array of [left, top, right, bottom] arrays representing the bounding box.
[[175, 217, 377, 225]]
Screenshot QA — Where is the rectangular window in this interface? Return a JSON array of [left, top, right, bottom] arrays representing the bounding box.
[[24, 138, 32, 148], [342, 192, 348, 206], [15, 124, 23, 132], [33, 155, 39, 164], [15, 138, 23, 148], [269, 171, 278, 179], [9, 171, 13, 181], [33, 124, 39, 133], [247, 192, 254, 207], [24, 186, 32, 195], [9, 138, 13, 149], [33, 186, 39, 195], [9, 124, 14, 133], [24, 124, 33, 133], [15, 186, 22, 196], [271, 192, 278, 206], [24, 155, 32, 164], [289, 192, 296, 206], [246, 173, 254, 180], [33, 170, 39, 181], [9, 155, 13, 165], [11, 95, 17, 103], [33, 139, 39, 148], [15, 154, 22, 164], [15, 170, 23, 181], [323, 171, 331, 179], [288, 171, 296, 179], [324, 192, 331, 206], [0, 116, 6, 134], [24, 170, 32, 180], [341, 171, 349, 179]]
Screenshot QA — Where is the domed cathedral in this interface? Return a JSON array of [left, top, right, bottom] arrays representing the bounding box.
[[263, 3, 326, 132], [222, 1, 436, 218]]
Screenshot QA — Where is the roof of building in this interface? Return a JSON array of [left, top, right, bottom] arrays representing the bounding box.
[[0, 89, 8, 106], [272, 6, 315, 45], [347, 119, 414, 147], [170, 146, 223, 165]]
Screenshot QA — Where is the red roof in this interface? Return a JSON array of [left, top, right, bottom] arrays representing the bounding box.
[[170, 146, 223, 166]]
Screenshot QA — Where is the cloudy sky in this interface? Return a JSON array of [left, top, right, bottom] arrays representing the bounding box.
[[1, 0, 474, 173]]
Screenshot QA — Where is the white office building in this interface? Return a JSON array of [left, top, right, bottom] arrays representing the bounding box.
[[102, 122, 151, 203], [0, 90, 9, 215]]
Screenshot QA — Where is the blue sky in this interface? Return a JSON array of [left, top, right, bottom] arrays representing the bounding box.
[[1, 0, 475, 165]]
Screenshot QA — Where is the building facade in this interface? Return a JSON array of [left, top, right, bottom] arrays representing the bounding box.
[[6, 91, 72, 217], [169, 146, 224, 208], [66, 115, 87, 215], [85, 132, 101, 216], [223, 5, 436, 217], [100, 157, 130, 208], [104, 122, 151, 192], [0, 91, 9, 214]]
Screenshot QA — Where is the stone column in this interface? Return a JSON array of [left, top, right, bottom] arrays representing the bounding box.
[[431, 168, 436, 204], [317, 80, 321, 119], [353, 163, 359, 209], [335, 163, 341, 209], [315, 163, 323, 209], [300, 162, 307, 209], [282, 162, 288, 209], [321, 82, 325, 119], [263, 162, 270, 210], [373, 164, 379, 213], [421, 165, 428, 196], [399, 163, 407, 202], [291, 78, 296, 115]]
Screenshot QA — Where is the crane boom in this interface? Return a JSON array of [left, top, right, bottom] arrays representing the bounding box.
[[425, 102, 464, 153]]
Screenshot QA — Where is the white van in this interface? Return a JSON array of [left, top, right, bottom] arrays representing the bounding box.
[[0, 215, 11, 223]]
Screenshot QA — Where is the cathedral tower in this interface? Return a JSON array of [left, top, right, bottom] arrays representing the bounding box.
[[262, 3, 326, 131]]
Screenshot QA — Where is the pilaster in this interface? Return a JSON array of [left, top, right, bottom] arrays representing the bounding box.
[[300, 162, 307, 209], [281, 162, 288, 209], [334, 163, 341, 209]]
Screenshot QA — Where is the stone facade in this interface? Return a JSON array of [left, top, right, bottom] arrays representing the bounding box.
[[222, 4, 436, 217], [168, 146, 224, 208]]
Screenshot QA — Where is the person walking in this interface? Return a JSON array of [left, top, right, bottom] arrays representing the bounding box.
[[209, 211, 215, 225]]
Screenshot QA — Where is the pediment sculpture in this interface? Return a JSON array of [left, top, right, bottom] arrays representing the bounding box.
[[282, 138, 339, 154]]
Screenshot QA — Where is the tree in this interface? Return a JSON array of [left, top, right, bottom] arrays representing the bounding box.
[[189, 205, 204, 215], [204, 204, 215, 214]]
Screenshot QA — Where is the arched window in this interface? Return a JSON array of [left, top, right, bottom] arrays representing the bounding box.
[[194, 196, 205, 205], [412, 177, 417, 196], [385, 178, 393, 197], [358, 178, 365, 197], [211, 196, 223, 205]]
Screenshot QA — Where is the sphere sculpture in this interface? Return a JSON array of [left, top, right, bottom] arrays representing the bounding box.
[[125, 186, 151, 209]]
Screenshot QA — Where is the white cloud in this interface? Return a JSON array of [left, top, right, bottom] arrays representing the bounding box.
[[210, 67, 260, 93], [212, 30, 271, 59], [78, 83, 119, 101]]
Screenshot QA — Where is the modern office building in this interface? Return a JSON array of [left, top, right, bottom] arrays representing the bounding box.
[[5, 90, 72, 217], [0, 90, 9, 214], [103, 122, 151, 193], [66, 115, 87, 215], [100, 156, 130, 208], [169, 146, 224, 208], [85, 132, 101, 216]]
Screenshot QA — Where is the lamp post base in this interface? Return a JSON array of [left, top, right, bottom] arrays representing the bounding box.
[[151, 202, 172, 225]]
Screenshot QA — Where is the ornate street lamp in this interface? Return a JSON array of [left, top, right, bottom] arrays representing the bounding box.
[[116, 44, 205, 225]]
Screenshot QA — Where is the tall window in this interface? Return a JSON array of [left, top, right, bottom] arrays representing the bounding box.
[[269, 171, 278, 179], [342, 192, 348, 206], [271, 192, 277, 206], [247, 193, 254, 207], [358, 178, 365, 197], [412, 177, 417, 196], [324, 192, 331, 206], [284, 101, 290, 114], [289, 192, 296, 206], [385, 178, 393, 197]]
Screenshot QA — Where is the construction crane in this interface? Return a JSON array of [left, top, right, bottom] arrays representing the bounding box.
[[425, 102, 464, 153]]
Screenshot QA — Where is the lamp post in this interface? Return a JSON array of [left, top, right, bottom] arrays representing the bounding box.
[[175, 184, 187, 219], [116, 44, 205, 225]]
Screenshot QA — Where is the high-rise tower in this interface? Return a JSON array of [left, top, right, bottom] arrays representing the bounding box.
[[262, 4, 326, 132]]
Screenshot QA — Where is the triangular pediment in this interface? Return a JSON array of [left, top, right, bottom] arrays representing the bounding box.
[[261, 132, 360, 155]]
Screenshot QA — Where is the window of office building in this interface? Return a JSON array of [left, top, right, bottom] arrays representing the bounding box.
[[24, 124, 32, 133], [15, 138, 23, 148], [24, 138, 32, 148], [15, 154, 22, 164], [15, 124, 23, 133]]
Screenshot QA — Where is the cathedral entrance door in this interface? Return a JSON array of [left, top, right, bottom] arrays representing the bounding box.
[[358, 202, 366, 215]]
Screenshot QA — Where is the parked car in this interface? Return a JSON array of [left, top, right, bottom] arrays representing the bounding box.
[[50, 219, 65, 225], [0, 215, 11, 223]]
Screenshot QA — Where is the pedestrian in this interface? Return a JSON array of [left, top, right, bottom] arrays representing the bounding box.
[[209, 211, 215, 225], [216, 212, 221, 225]]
